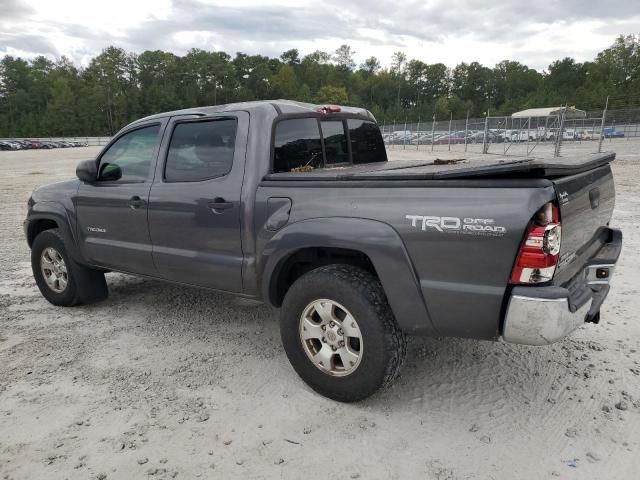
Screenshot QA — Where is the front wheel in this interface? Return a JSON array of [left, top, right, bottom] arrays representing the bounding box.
[[31, 229, 108, 306], [280, 264, 407, 402]]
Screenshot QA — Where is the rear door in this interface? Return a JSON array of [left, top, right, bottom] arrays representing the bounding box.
[[552, 163, 616, 284], [76, 121, 165, 275], [147, 112, 249, 293]]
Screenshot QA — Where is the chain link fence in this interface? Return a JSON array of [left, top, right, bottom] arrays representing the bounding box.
[[380, 103, 640, 158]]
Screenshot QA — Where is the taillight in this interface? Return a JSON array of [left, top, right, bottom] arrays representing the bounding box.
[[510, 202, 562, 284]]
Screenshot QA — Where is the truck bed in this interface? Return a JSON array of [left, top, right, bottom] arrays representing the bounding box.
[[264, 151, 615, 181]]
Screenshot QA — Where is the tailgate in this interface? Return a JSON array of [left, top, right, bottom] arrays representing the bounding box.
[[552, 163, 616, 285]]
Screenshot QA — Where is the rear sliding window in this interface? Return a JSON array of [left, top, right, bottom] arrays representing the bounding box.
[[347, 119, 387, 164], [321, 121, 348, 165], [273, 118, 386, 173]]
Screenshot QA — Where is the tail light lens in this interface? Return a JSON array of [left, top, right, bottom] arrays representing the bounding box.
[[510, 202, 562, 284]]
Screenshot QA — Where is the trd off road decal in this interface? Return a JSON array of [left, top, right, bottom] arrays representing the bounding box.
[[405, 215, 507, 237]]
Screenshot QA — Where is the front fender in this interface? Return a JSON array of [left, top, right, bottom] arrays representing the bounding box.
[[260, 217, 437, 335], [26, 201, 83, 263]]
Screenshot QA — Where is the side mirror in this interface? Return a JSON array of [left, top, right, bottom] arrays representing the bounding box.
[[76, 159, 98, 183], [98, 163, 122, 182]]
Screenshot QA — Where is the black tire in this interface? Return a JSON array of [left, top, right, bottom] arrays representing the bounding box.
[[31, 229, 108, 306], [280, 264, 407, 402]]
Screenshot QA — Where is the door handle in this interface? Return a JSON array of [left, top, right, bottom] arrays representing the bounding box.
[[129, 195, 146, 209], [208, 198, 233, 213]]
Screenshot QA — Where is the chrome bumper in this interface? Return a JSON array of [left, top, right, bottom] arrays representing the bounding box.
[[503, 294, 592, 345], [503, 261, 618, 346]]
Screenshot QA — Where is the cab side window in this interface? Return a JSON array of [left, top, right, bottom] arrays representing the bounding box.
[[98, 125, 160, 182], [165, 119, 237, 182]]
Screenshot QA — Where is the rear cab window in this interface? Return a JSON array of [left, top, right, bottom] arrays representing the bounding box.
[[347, 119, 386, 165], [273, 117, 386, 173], [320, 121, 348, 165], [274, 118, 323, 172]]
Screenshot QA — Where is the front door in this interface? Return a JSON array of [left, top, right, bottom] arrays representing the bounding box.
[[147, 112, 248, 293], [76, 122, 164, 276]]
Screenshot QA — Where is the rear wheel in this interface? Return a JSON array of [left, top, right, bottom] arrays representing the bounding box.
[[280, 264, 407, 402]]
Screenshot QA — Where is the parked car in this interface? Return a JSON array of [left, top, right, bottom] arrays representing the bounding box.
[[454, 130, 474, 139], [25, 100, 622, 402], [410, 133, 435, 145], [0, 138, 90, 150], [1, 140, 22, 150], [22, 140, 44, 148], [503, 130, 534, 142], [432, 134, 466, 144], [602, 127, 624, 138], [388, 131, 415, 144], [467, 131, 503, 143]]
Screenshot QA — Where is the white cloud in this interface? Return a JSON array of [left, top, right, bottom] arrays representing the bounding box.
[[1, 0, 639, 69]]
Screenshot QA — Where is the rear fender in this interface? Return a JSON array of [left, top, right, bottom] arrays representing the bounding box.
[[260, 217, 437, 335]]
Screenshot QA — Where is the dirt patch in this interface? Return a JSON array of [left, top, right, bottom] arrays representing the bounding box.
[[0, 147, 639, 479]]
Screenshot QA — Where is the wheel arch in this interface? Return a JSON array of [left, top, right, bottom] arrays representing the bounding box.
[[26, 217, 59, 247], [260, 217, 437, 335], [26, 202, 83, 263]]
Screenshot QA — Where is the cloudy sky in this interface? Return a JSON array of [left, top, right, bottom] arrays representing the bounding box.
[[2, 0, 640, 70]]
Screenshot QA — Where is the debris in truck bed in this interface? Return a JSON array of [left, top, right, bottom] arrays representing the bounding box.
[[434, 158, 465, 165], [290, 165, 315, 172]]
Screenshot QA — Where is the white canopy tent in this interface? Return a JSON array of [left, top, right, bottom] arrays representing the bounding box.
[[512, 106, 587, 119]]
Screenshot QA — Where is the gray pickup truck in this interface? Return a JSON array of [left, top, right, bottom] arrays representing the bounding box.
[[25, 100, 622, 401]]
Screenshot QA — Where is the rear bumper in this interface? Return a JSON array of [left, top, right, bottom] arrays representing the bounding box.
[[502, 228, 622, 346]]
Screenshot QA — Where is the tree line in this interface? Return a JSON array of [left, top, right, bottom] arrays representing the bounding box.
[[0, 34, 638, 137]]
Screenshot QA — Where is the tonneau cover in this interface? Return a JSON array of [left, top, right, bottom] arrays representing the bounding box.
[[264, 152, 615, 181]]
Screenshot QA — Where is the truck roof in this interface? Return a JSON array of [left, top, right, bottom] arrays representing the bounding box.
[[129, 100, 373, 126]]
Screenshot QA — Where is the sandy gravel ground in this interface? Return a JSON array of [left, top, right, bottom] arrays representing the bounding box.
[[1, 144, 639, 480]]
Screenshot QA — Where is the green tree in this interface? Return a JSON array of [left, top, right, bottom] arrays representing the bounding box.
[[360, 56, 381, 75], [271, 64, 298, 98], [391, 51, 408, 107], [280, 49, 300, 65], [315, 85, 348, 104], [44, 77, 78, 134], [591, 34, 640, 107], [333, 45, 355, 71], [0, 35, 638, 137], [451, 62, 493, 115]]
